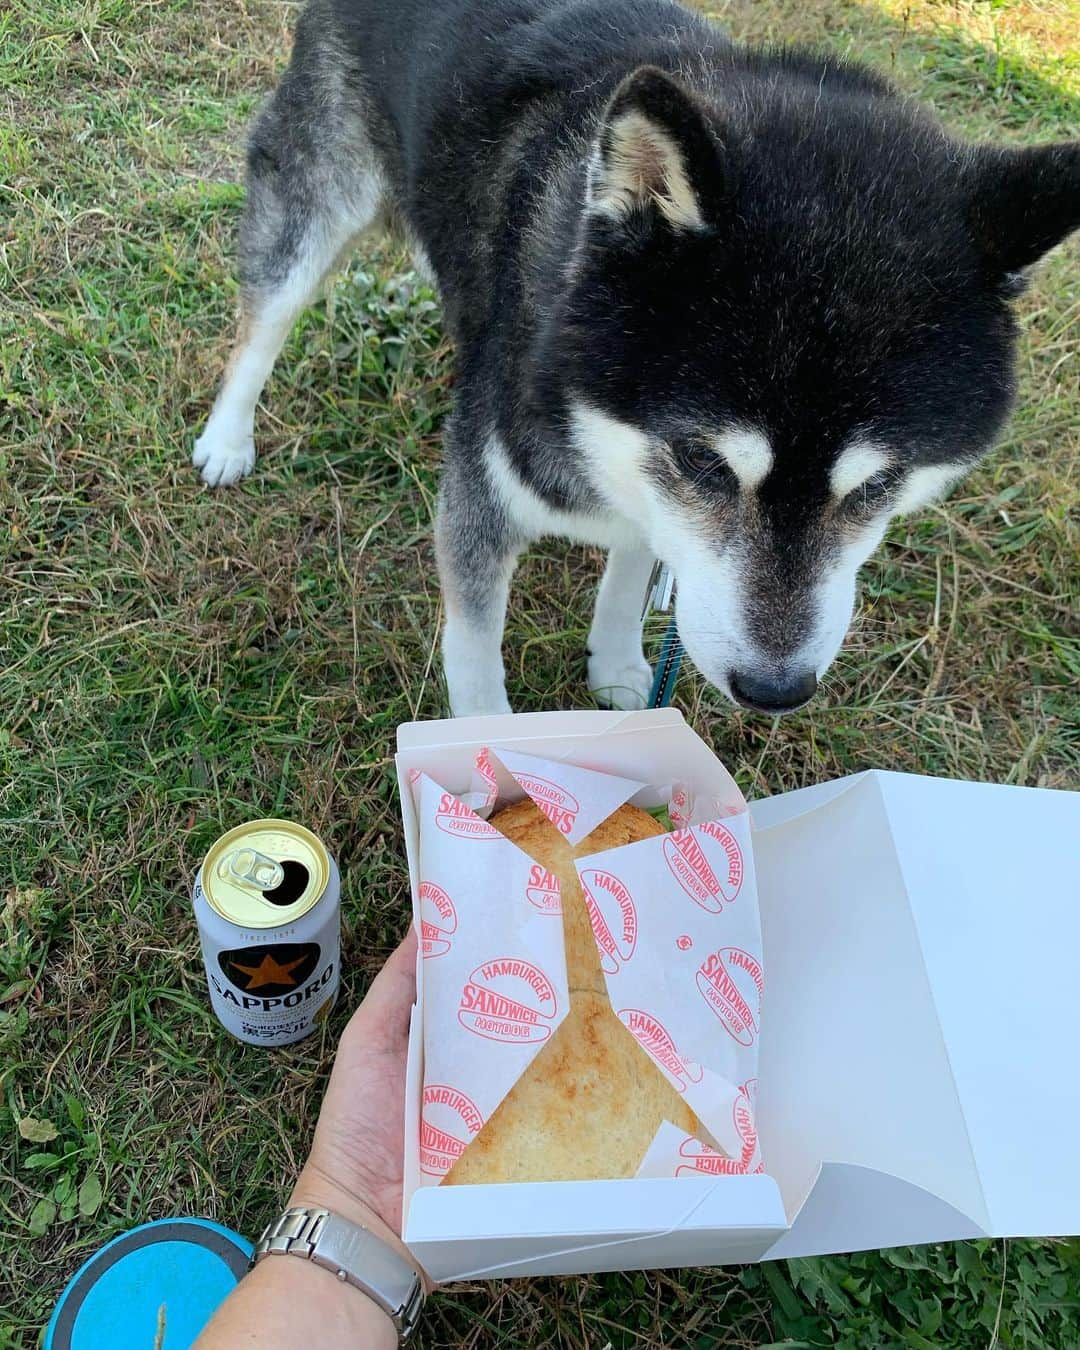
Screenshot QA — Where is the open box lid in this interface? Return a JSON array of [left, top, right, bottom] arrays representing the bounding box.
[[751, 769, 1080, 1258]]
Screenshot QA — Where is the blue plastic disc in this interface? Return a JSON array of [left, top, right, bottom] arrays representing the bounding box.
[[45, 1217, 252, 1350]]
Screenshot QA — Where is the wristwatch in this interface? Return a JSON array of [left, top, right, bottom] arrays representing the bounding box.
[[250, 1206, 426, 1343]]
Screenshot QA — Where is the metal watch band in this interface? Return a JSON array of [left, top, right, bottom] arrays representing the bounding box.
[[251, 1206, 425, 1343]]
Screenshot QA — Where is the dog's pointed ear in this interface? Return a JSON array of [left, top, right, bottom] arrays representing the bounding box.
[[967, 141, 1080, 283], [587, 66, 722, 234]]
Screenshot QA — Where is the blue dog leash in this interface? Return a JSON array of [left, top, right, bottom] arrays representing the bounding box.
[[649, 615, 683, 708], [642, 561, 684, 709]]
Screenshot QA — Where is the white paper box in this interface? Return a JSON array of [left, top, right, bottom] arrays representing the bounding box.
[[397, 710, 788, 1281], [396, 710, 1080, 1280]]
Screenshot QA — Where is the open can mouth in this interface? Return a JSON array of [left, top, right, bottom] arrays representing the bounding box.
[[200, 819, 330, 927]]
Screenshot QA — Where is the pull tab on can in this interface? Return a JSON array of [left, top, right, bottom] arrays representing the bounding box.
[[218, 847, 284, 893], [197, 820, 331, 929]]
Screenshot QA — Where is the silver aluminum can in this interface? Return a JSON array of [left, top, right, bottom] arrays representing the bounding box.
[[193, 819, 340, 1046]]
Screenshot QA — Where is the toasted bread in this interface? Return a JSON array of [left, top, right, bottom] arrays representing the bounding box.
[[444, 990, 708, 1184]]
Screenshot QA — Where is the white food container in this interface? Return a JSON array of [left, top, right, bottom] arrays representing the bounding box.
[[395, 709, 1080, 1282]]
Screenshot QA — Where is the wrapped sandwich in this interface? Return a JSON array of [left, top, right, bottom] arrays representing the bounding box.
[[446, 800, 712, 1184], [414, 746, 763, 1186]]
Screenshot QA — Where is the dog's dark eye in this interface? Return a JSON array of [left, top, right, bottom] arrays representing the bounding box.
[[842, 472, 894, 517], [671, 437, 733, 486]]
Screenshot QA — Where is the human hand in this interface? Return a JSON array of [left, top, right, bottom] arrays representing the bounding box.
[[289, 927, 422, 1274]]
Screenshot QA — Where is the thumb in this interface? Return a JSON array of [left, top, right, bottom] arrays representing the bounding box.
[[343, 926, 418, 1051]]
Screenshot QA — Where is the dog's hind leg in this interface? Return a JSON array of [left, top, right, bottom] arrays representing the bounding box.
[[435, 429, 522, 717], [193, 53, 385, 486], [587, 543, 656, 710]]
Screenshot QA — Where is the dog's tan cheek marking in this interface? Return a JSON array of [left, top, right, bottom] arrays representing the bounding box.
[[655, 466, 741, 552]]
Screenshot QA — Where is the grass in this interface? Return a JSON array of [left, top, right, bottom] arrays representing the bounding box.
[[1, 0, 1077, 1344]]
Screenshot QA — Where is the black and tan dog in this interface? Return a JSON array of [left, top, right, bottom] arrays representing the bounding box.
[[193, 0, 1079, 716]]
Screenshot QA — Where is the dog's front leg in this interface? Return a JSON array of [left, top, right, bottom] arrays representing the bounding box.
[[588, 543, 656, 710], [435, 453, 520, 717]]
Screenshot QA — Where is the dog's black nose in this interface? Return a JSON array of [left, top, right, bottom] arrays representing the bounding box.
[[728, 670, 817, 714]]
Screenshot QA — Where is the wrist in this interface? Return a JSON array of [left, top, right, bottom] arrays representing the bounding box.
[[197, 1230, 400, 1350], [288, 1166, 431, 1293], [243, 1243, 398, 1344]]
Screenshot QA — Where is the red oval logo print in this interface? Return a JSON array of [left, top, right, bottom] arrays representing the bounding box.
[[420, 1083, 485, 1177], [695, 947, 764, 1046], [580, 868, 637, 974], [664, 828, 723, 912], [526, 863, 562, 915], [515, 774, 580, 836], [618, 1007, 703, 1091], [663, 822, 744, 911], [734, 1077, 759, 1168], [434, 791, 501, 839], [419, 881, 457, 958], [458, 957, 559, 1043], [699, 820, 744, 899], [473, 746, 499, 809], [674, 1135, 746, 1178]]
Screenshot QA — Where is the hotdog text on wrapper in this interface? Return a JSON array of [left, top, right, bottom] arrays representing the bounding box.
[[410, 743, 766, 1185]]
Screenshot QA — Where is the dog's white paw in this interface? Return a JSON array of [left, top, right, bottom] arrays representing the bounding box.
[[451, 691, 514, 718], [588, 652, 654, 711], [192, 427, 256, 487], [449, 677, 513, 717]]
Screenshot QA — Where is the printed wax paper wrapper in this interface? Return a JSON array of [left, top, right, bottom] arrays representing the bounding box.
[[492, 746, 650, 843], [424, 744, 650, 840], [635, 1081, 763, 1180], [575, 801, 762, 1163], [416, 772, 571, 1182], [418, 747, 765, 1181]]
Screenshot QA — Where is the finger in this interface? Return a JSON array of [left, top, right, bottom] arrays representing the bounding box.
[[344, 926, 418, 1050]]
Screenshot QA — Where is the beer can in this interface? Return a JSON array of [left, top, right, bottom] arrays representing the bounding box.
[[193, 819, 340, 1046]]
